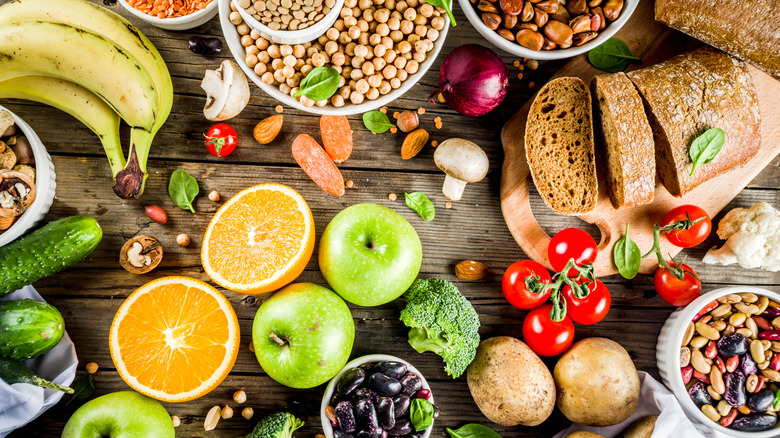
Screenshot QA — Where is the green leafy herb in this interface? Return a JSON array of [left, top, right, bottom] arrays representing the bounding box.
[[446, 424, 502, 438], [424, 0, 456, 26], [65, 375, 95, 406], [362, 110, 395, 133], [688, 127, 725, 175], [587, 38, 641, 73], [168, 169, 199, 213], [405, 192, 435, 221], [613, 224, 641, 279], [410, 398, 435, 431], [293, 66, 340, 101]]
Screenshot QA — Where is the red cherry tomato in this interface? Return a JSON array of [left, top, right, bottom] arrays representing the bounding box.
[[522, 304, 575, 356], [562, 280, 611, 325], [205, 123, 238, 158], [502, 260, 552, 310], [655, 263, 701, 306], [548, 228, 598, 275], [661, 205, 712, 248]]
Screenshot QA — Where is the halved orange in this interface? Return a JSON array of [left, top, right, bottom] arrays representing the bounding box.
[[201, 183, 315, 294], [109, 276, 240, 402]]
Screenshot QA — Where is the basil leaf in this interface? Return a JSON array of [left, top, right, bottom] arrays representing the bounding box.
[[423, 0, 456, 26], [293, 66, 340, 101], [587, 38, 641, 73], [446, 424, 502, 438], [688, 127, 725, 175], [410, 398, 434, 431], [168, 169, 199, 213], [405, 192, 435, 221], [613, 224, 641, 279], [65, 375, 95, 406], [362, 110, 395, 133]]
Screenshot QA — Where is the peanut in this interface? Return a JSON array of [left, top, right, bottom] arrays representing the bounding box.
[[145, 205, 167, 225]]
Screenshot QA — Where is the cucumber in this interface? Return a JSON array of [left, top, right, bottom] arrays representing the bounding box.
[[0, 299, 65, 360], [0, 356, 73, 393], [0, 216, 102, 296]]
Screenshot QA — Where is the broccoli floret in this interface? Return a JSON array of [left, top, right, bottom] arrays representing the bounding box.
[[239, 412, 304, 438], [399, 278, 481, 378]]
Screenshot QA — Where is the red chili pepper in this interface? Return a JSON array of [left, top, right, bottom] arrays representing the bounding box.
[[758, 330, 780, 341]]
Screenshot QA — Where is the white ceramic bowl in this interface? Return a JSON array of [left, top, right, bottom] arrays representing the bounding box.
[[0, 106, 56, 248], [321, 354, 434, 438], [117, 0, 219, 30], [458, 0, 637, 60], [656, 286, 780, 438], [219, 0, 449, 115], [233, 0, 344, 45]]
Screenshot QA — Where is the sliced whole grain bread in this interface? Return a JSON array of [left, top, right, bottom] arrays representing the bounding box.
[[592, 72, 655, 209], [626, 46, 761, 197], [525, 77, 597, 215]]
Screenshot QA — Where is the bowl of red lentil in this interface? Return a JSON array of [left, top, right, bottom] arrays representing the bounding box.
[[118, 0, 219, 30], [233, 0, 344, 45], [219, 0, 449, 114]]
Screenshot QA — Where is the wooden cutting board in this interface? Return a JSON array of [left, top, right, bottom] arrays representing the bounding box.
[[499, 0, 780, 276]]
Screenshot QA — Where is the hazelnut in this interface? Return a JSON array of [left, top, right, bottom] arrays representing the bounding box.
[[85, 362, 99, 374], [119, 236, 163, 274], [222, 405, 234, 419], [242, 407, 254, 420], [396, 111, 419, 132], [233, 390, 247, 404], [209, 190, 221, 202], [177, 233, 191, 247]]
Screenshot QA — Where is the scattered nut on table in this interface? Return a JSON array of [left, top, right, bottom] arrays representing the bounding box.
[[85, 362, 99, 374], [204, 406, 221, 431], [233, 390, 247, 404], [177, 233, 191, 247], [242, 407, 254, 420], [209, 190, 221, 202], [120, 235, 163, 274], [455, 260, 489, 280]]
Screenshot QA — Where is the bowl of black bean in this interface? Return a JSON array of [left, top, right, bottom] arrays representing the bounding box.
[[321, 354, 437, 438]]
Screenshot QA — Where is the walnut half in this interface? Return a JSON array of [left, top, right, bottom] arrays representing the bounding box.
[[0, 169, 36, 218], [119, 235, 163, 274]]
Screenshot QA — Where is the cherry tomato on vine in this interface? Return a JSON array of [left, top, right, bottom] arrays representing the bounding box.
[[205, 123, 238, 158], [655, 263, 701, 306], [522, 304, 575, 356], [502, 260, 552, 310], [548, 228, 598, 275], [562, 280, 611, 325], [661, 205, 712, 248]]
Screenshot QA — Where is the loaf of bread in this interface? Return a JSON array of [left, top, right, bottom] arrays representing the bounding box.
[[525, 77, 597, 215], [656, 0, 780, 80], [592, 72, 655, 209], [626, 47, 761, 197]]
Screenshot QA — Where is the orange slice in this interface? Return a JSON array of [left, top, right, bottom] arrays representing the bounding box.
[[109, 276, 239, 402], [201, 183, 315, 294]]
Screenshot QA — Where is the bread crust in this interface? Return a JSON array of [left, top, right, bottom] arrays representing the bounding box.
[[627, 47, 761, 197]]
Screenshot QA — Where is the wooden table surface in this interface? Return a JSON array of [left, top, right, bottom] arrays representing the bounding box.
[[4, 0, 780, 436]]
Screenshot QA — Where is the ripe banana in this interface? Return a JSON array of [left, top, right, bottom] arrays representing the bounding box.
[[0, 76, 125, 177]]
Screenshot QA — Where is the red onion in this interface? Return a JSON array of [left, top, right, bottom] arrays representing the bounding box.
[[435, 44, 509, 117]]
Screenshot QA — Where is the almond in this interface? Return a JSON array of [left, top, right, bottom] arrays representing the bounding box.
[[401, 128, 429, 160], [455, 260, 489, 281], [253, 114, 283, 144]]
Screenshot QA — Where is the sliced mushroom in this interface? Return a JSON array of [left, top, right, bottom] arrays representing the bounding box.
[[201, 60, 250, 121], [433, 138, 489, 201], [0, 170, 36, 218], [0, 110, 14, 138]]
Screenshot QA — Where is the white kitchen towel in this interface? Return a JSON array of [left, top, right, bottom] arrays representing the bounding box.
[[0, 286, 78, 438], [553, 371, 732, 438]]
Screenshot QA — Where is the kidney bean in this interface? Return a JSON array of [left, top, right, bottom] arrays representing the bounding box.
[[714, 356, 726, 373], [719, 408, 737, 427], [681, 365, 693, 385], [759, 330, 780, 341], [724, 371, 747, 407], [705, 341, 718, 359], [336, 401, 358, 433], [354, 388, 380, 403], [771, 353, 780, 371], [386, 417, 413, 436], [416, 389, 432, 401], [730, 413, 778, 431], [399, 373, 422, 397], [753, 315, 773, 331], [726, 355, 739, 373], [717, 333, 749, 357], [375, 362, 407, 380], [693, 370, 711, 384], [339, 368, 367, 396], [761, 308, 780, 318], [747, 388, 775, 412], [391, 394, 411, 418], [741, 354, 759, 376], [688, 381, 713, 408], [369, 373, 402, 397], [694, 300, 719, 321], [376, 397, 395, 430], [356, 399, 381, 438]]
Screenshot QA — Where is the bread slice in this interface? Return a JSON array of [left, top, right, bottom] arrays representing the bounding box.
[[525, 77, 597, 215], [592, 72, 655, 209], [627, 47, 761, 197]]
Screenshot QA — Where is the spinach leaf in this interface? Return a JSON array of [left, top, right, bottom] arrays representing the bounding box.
[[613, 224, 641, 279], [446, 424, 502, 438], [168, 169, 199, 213], [587, 38, 641, 73], [688, 127, 725, 175], [424, 0, 456, 26], [293, 66, 340, 101], [405, 192, 435, 221], [410, 398, 434, 431], [65, 375, 95, 406], [362, 110, 395, 133]]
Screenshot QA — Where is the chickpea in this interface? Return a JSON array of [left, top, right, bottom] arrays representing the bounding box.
[[339, 86, 351, 98], [368, 74, 383, 88], [294, 58, 305, 69], [290, 87, 299, 96], [344, 16, 358, 27], [250, 28, 262, 40], [316, 99, 328, 107], [404, 51, 413, 60], [419, 3, 434, 17], [339, 76, 346, 87], [258, 51, 271, 63], [381, 36, 394, 49], [229, 11, 242, 25], [397, 69, 408, 80], [331, 94, 346, 107], [408, 34, 421, 44], [350, 69, 364, 80], [357, 20, 369, 32], [334, 19, 346, 31], [312, 52, 329, 66], [351, 56, 365, 68], [372, 57, 387, 70], [390, 77, 401, 89], [303, 41, 312, 49], [348, 79, 357, 89], [245, 54, 259, 68], [366, 87, 380, 100], [413, 51, 426, 63], [241, 35, 254, 47], [261, 71, 275, 84], [358, 33, 370, 46], [403, 7, 416, 21], [358, 0, 372, 8], [397, 40, 412, 54], [268, 44, 281, 58], [353, 78, 369, 94], [301, 96, 315, 107], [382, 64, 397, 79], [271, 58, 284, 70], [393, 56, 406, 70], [400, 20, 414, 34], [256, 38, 269, 50], [318, 35, 329, 46], [350, 91, 365, 104], [282, 65, 295, 78], [352, 6, 361, 18], [346, 25, 360, 40], [338, 31, 351, 44], [301, 64, 313, 75], [280, 45, 293, 56], [363, 9, 374, 21], [362, 62, 375, 75], [385, 0, 395, 9], [246, 45, 260, 56], [312, 42, 324, 51], [407, 0, 418, 6], [414, 24, 427, 37], [345, 0, 357, 6], [326, 28, 339, 40], [389, 30, 403, 42], [333, 65, 343, 74], [373, 43, 387, 57], [340, 7, 353, 17], [375, 8, 390, 22], [414, 14, 427, 25], [379, 80, 392, 94], [383, 49, 396, 63], [396, 1, 408, 12], [387, 17, 400, 30], [369, 34, 382, 46], [376, 23, 390, 36], [343, 66, 353, 77], [390, 10, 402, 20], [283, 54, 296, 67], [273, 69, 286, 83], [279, 83, 291, 94], [431, 16, 445, 30], [288, 73, 302, 86], [253, 62, 268, 75], [325, 40, 339, 55], [237, 23, 251, 35]]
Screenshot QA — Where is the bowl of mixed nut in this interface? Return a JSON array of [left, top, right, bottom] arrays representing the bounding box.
[[219, 0, 449, 114], [459, 0, 637, 60], [657, 286, 780, 436], [0, 106, 56, 247]]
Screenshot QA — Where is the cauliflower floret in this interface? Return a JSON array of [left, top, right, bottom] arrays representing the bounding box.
[[704, 202, 780, 272]]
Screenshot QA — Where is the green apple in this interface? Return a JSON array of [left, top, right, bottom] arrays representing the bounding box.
[[319, 203, 422, 307], [62, 391, 174, 438], [253, 283, 355, 389]]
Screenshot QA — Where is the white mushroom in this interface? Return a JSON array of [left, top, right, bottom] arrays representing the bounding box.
[[201, 60, 250, 121], [433, 138, 489, 201]]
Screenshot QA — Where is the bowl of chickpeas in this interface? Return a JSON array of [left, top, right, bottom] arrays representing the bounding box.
[[219, 0, 449, 114]]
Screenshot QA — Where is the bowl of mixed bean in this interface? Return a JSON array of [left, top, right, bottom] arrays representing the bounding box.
[[458, 0, 637, 60], [657, 286, 780, 436], [218, 0, 449, 114]]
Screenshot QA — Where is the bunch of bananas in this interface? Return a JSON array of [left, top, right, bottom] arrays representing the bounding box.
[[0, 0, 173, 198]]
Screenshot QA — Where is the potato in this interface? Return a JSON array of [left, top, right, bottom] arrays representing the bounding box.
[[467, 336, 555, 426], [566, 433, 606, 438], [622, 415, 658, 438], [554, 337, 640, 426]]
